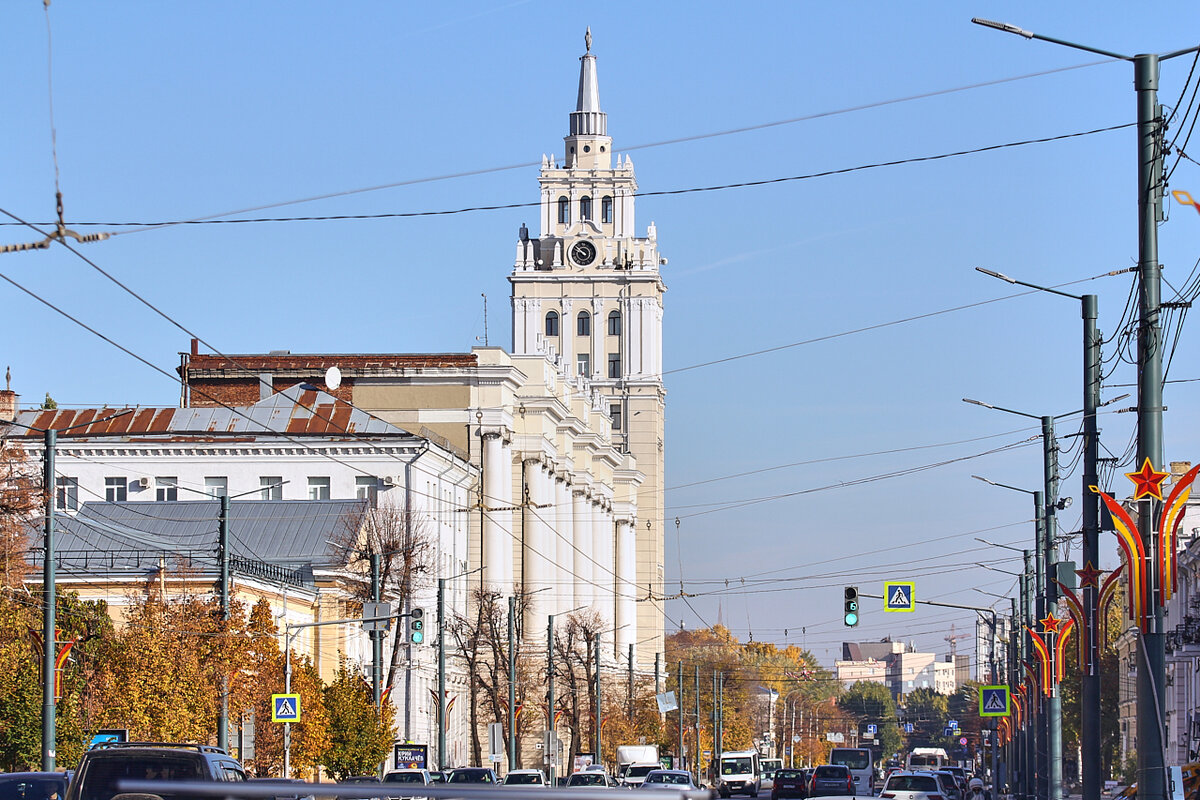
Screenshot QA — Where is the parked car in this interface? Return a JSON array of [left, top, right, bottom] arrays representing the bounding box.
[[808, 765, 853, 797], [770, 769, 809, 800], [383, 769, 432, 799], [879, 771, 949, 800], [567, 772, 616, 788], [63, 742, 246, 800], [0, 772, 70, 800], [446, 768, 499, 784], [503, 770, 549, 787], [640, 771, 698, 791]]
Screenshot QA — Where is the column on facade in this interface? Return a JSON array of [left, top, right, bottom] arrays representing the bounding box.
[[482, 431, 513, 593], [614, 515, 637, 658], [592, 500, 614, 627], [591, 298, 604, 381], [560, 299, 574, 374], [554, 475, 573, 618], [573, 489, 594, 609], [523, 459, 553, 630]]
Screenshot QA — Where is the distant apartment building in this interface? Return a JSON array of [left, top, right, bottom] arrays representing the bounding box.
[[836, 639, 957, 698]]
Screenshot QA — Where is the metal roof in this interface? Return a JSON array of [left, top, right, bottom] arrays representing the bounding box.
[[41, 499, 365, 585], [5, 383, 409, 440]]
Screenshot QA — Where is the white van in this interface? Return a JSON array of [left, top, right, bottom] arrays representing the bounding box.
[[829, 748, 875, 795], [716, 750, 761, 798]]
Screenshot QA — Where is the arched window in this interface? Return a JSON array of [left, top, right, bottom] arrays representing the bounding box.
[[577, 311, 591, 337], [607, 310, 621, 336], [545, 311, 559, 337], [580, 196, 592, 221], [557, 196, 570, 224], [602, 196, 613, 224]]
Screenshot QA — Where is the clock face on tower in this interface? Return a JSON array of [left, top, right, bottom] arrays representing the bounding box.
[[570, 240, 597, 266]]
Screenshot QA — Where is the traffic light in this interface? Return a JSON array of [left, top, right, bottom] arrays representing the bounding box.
[[409, 607, 425, 644], [844, 587, 859, 627]]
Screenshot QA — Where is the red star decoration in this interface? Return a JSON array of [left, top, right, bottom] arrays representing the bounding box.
[[1040, 615, 1063, 633], [1126, 458, 1170, 501], [1075, 562, 1103, 588]]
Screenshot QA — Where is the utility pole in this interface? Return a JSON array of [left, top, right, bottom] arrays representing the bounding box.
[[1023, 551, 1036, 800], [677, 660, 684, 772], [1042, 416, 1062, 800], [41, 427, 56, 772], [218, 493, 231, 752], [1081, 293, 1102, 800], [717, 672, 724, 762], [693, 664, 700, 783], [595, 633, 602, 766], [508, 596, 517, 769], [547, 614, 556, 786], [436, 576, 445, 769], [627, 643, 634, 720], [372, 555, 382, 708]]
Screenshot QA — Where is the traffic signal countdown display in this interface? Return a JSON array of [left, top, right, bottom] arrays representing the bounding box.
[[409, 607, 425, 644], [844, 587, 859, 627]]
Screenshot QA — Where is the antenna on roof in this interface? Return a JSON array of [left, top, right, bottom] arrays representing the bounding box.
[[481, 293, 489, 346]]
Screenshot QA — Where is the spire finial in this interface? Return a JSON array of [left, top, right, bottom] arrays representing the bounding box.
[[585, 26, 592, 54]]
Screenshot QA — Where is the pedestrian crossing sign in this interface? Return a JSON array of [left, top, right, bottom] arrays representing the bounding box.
[[979, 686, 1010, 717], [271, 693, 302, 723], [883, 582, 915, 612]]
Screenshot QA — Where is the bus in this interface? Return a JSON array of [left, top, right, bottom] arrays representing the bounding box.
[[829, 748, 875, 795], [905, 747, 949, 771]]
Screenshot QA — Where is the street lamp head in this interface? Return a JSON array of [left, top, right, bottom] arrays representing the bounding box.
[[1056, 496, 1073, 510], [975, 267, 1016, 283], [972, 475, 998, 486], [963, 398, 994, 409], [971, 18, 1033, 38], [1101, 393, 1131, 407]]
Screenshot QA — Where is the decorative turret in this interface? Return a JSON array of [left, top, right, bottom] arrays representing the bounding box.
[[564, 27, 612, 170]]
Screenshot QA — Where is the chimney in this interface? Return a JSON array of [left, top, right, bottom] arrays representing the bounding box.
[[1171, 462, 1194, 482], [0, 367, 15, 422]]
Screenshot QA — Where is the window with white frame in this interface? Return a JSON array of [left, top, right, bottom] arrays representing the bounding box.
[[105, 477, 128, 502], [260, 476, 283, 500], [56, 477, 78, 511], [204, 477, 228, 498], [308, 477, 331, 500], [576, 353, 591, 376], [356, 476, 379, 503], [156, 477, 178, 502]]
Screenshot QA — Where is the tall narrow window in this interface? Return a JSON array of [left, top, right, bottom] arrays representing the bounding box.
[[260, 476, 283, 500], [607, 310, 621, 336], [610, 403, 622, 431], [356, 476, 379, 504], [577, 310, 591, 336], [308, 477, 331, 500], [156, 477, 178, 502], [602, 196, 613, 223], [576, 353, 591, 376], [579, 196, 592, 221], [608, 352, 621, 379], [56, 477, 78, 511], [545, 311, 560, 337], [205, 477, 228, 498], [557, 196, 570, 224]]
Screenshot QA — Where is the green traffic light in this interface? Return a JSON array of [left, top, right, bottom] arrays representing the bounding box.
[[844, 612, 858, 626], [411, 630, 424, 644]]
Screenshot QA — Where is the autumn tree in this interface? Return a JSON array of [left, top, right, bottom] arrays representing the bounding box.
[[838, 681, 900, 757], [553, 610, 607, 769], [901, 686, 948, 749], [321, 662, 394, 779], [334, 501, 436, 697]]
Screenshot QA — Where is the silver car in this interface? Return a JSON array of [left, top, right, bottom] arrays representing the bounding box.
[[880, 771, 950, 800], [641, 771, 698, 791]]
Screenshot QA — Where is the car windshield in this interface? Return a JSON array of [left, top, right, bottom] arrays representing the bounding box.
[[647, 774, 691, 786], [0, 778, 67, 800], [722, 759, 753, 775], [570, 775, 605, 786], [815, 767, 847, 779], [385, 774, 425, 784], [505, 775, 543, 785], [887, 776, 938, 793], [628, 766, 657, 779], [80, 755, 206, 800], [775, 771, 803, 781], [448, 771, 492, 784], [831, 751, 871, 770]]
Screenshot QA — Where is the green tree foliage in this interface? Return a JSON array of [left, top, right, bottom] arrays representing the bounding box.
[[901, 687, 948, 748], [321, 663, 393, 779], [838, 681, 900, 757]]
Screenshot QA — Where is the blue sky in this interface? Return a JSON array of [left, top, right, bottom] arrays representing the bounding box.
[[4, 2, 1200, 669]]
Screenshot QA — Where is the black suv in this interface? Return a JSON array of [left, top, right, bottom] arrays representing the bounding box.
[[64, 742, 246, 800]]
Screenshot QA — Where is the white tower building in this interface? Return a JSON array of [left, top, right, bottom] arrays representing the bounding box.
[[510, 29, 666, 666]]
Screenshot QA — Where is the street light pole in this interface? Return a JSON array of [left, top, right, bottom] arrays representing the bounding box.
[[970, 24, 1200, 800]]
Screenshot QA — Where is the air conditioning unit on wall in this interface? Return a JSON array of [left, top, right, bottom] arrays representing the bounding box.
[[382, 476, 399, 487], [136, 477, 152, 489]]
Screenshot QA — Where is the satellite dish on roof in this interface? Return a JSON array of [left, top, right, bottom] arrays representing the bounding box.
[[324, 366, 342, 391]]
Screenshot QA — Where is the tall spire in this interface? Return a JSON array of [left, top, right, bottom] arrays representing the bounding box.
[[570, 27, 606, 137]]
